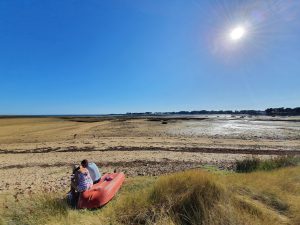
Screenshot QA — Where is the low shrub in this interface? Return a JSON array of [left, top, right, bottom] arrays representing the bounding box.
[[258, 156, 299, 171], [235, 156, 300, 173], [236, 158, 260, 173]]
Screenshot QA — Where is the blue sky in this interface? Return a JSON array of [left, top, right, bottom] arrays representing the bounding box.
[[0, 0, 299, 114]]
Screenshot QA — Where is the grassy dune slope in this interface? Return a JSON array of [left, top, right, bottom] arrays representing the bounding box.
[[1, 167, 299, 225]]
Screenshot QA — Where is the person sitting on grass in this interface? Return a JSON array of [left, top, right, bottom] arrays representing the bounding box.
[[68, 165, 93, 208], [71, 166, 93, 193], [81, 159, 102, 184]]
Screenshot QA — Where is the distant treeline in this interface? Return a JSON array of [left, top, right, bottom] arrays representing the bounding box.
[[126, 107, 300, 116], [126, 110, 265, 116], [166, 110, 265, 115], [265, 107, 300, 116]]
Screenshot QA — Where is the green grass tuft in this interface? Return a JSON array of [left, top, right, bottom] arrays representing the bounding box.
[[236, 158, 260, 173], [235, 156, 300, 173]]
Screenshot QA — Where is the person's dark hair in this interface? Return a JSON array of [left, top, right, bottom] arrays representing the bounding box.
[[81, 159, 89, 168], [72, 165, 80, 174]]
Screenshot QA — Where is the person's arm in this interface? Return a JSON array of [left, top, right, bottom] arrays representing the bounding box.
[[93, 163, 101, 178], [71, 172, 79, 191]]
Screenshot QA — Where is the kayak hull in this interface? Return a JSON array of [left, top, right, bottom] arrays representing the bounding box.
[[77, 172, 125, 209]]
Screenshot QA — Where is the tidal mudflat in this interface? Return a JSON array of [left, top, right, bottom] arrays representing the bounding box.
[[0, 115, 299, 194]]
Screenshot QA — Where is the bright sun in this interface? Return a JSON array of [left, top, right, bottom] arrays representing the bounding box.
[[229, 26, 246, 41]]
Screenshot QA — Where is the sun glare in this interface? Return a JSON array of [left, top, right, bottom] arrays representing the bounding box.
[[229, 26, 246, 41]]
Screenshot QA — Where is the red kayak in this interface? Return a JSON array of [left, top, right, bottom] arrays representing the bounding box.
[[77, 172, 125, 209]]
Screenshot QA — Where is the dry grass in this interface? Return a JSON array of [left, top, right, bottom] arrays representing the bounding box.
[[115, 166, 300, 225], [223, 166, 300, 225], [1, 167, 299, 225]]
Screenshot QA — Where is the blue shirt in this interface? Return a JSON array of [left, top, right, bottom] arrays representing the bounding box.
[[86, 162, 101, 182]]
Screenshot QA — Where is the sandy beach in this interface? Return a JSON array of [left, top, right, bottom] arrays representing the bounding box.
[[1, 115, 299, 195]]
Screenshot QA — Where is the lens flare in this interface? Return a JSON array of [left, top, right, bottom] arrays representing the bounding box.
[[229, 26, 246, 41], [202, 0, 299, 64]]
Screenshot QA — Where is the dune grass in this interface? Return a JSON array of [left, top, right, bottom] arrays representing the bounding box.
[[115, 167, 300, 225], [0, 176, 157, 225], [1, 166, 300, 225]]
